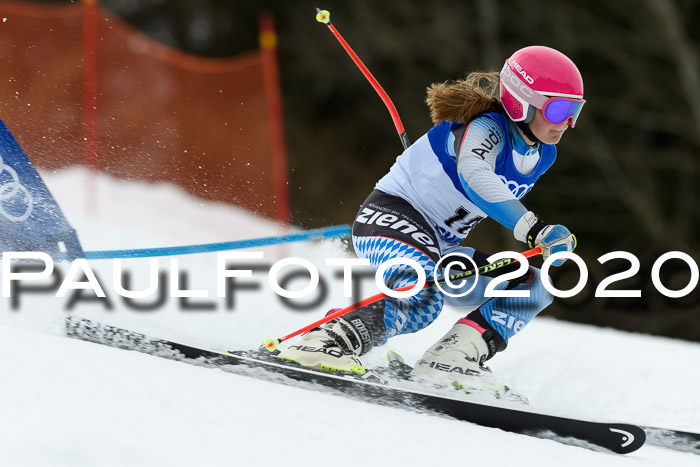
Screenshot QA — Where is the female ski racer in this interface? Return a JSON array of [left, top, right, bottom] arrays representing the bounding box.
[[279, 45, 583, 392]]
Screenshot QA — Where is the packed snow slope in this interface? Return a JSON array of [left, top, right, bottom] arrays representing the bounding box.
[[1, 167, 699, 467]]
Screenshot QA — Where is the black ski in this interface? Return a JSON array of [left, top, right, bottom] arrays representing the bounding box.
[[641, 426, 700, 454], [64, 316, 661, 455]]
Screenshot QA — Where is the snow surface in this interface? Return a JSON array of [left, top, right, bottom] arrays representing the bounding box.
[[1, 167, 699, 467]]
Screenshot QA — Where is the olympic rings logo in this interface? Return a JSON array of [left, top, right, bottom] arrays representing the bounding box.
[[498, 175, 534, 200], [0, 153, 34, 222]]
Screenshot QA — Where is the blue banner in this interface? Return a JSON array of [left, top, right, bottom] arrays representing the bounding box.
[[83, 224, 351, 260], [0, 118, 83, 260]]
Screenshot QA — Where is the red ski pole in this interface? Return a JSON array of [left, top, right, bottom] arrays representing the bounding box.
[[315, 8, 410, 150], [264, 247, 542, 351]]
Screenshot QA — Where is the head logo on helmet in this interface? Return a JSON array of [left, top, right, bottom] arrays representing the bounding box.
[[500, 46, 585, 128], [511, 59, 534, 84]]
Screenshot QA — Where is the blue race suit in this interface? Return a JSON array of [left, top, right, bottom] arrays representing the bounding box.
[[347, 112, 554, 356]]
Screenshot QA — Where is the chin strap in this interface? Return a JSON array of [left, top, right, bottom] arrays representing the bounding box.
[[517, 121, 542, 145]]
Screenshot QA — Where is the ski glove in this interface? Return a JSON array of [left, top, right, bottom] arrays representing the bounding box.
[[514, 211, 576, 266]]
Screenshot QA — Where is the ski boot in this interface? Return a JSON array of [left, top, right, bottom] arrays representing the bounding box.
[[277, 317, 368, 375], [411, 320, 527, 403]]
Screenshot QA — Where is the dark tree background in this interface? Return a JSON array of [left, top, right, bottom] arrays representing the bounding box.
[[35, 0, 700, 341]]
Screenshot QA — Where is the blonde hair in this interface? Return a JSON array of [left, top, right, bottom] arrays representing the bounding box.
[[425, 71, 502, 124]]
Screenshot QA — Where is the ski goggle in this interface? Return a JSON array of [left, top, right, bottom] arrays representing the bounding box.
[[541, 97, 585, 128]]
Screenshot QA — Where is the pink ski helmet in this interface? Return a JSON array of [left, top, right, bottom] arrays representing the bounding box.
[[500, 46, 585, 128]]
